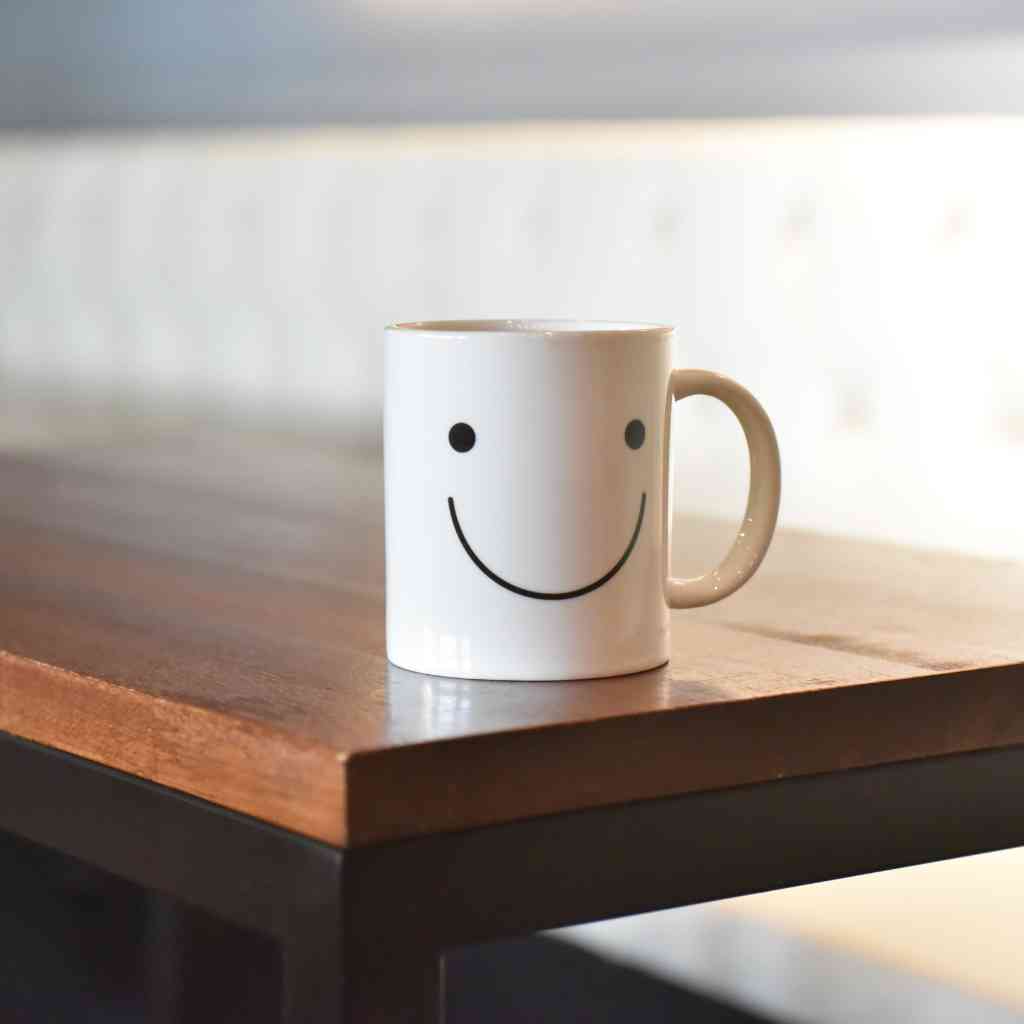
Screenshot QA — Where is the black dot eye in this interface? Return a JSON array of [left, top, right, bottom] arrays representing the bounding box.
[[449, 422, 476, 453], [625, 419, 646, 450]]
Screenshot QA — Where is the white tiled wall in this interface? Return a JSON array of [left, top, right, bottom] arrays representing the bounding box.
[[2, 120, 1022, 556]]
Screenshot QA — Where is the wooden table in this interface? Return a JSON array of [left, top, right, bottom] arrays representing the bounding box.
[[2, 432, 1023, 1022]]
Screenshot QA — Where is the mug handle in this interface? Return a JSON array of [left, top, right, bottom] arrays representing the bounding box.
[[664, 369, 781, 609]]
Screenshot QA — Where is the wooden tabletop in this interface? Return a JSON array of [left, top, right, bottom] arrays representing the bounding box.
[[1, 432, 1022, 848]]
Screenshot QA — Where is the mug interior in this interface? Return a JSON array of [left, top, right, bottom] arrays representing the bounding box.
[[390, 319, 670, 335]]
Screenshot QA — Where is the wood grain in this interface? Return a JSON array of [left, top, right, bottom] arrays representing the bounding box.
[[1, 435, 1022, 846]]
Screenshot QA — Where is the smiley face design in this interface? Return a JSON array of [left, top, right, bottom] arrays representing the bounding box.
[[446, 418, 647, 600]]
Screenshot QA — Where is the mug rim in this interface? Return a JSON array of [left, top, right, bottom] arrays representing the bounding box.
[[388, 318, 672, 336]]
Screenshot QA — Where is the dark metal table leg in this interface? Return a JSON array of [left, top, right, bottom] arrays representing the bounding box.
[[281, 929, 344, 1023], [279, 840, 445, 1023], [340, 943, 444, 1024], [340, 845, 447, 1023], [280, 838, 345, 1022], [282, 897, 346, 1024]]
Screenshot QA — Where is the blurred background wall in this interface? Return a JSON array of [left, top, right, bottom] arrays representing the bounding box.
[[4, 0, 1024, 128], [3, 1, 1023, 559], [3, 120, 1023, 556], [2, 2, 1023, 1021]]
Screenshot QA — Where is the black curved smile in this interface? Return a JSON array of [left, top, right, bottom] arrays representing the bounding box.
[[447, 492, 646, 601]]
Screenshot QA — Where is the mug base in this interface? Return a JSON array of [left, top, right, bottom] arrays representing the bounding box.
[[385, 654, 670, 682]]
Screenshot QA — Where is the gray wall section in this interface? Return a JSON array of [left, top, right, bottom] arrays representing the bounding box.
[[3, 0, 1024, 130]]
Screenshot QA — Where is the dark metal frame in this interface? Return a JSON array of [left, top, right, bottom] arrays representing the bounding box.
[[2, 729, 1022, 1023]]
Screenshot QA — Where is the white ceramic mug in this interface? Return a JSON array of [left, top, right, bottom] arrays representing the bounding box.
[[385, 319, 781, 680]]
